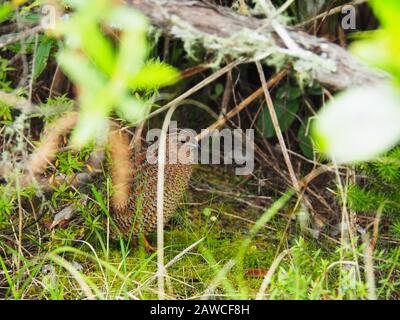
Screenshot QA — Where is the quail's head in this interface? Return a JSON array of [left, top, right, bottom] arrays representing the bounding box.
[[146, 129, 198, 165]]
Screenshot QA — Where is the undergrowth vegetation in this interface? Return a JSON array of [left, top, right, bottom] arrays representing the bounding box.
[[0, 0, 399, 300]]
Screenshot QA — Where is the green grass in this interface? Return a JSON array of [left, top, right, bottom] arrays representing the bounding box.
[[1, 166, 399, 300], [0, 138, 399, 300], [0, 0, 399, 301]]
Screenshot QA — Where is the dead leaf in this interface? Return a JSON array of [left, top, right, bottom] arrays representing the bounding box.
[[50, 205, 76, 229], [245, 268, 269, 278]]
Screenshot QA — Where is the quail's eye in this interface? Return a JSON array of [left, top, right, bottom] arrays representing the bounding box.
[[178, 136, 190, 143]]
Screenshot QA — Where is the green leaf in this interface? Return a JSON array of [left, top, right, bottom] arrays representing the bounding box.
[[57, 50, 106, 91], [297, 121, 314, 159], [53, 0, 177, 150], [116, 96, 148, 123], [276, 84, 302, 100], [211, 83, 224, 99], [114, 30, 148, 82], [0, 3, 12, 24], [202, 208, 212, 217], [34, 38, 53, 79], [351, 1, 400, 84], [74, 19, 116, 76], [128, 61, 180, 90], [308, 84, 322, 96], [370, 0, 400, 30], [257, 99, 299, 138], [352, 33, 400, 83]]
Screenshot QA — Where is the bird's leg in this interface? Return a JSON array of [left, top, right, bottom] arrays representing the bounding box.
[[135, 233, 156, 253], [142, 235, 156, 253]]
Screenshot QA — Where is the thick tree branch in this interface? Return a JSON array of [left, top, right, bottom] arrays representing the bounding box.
[[129, 0, 386, 90]]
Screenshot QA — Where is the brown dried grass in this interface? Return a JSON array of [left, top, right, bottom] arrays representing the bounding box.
[[108, 124, 134, 209]]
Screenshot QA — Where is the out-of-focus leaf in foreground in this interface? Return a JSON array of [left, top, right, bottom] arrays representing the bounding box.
[[55, 0, 179, 148], [313, 0, 400, 163], [0, 3, 13, 24], [351, 0, 400, 82], [312, 84, 400, 164]]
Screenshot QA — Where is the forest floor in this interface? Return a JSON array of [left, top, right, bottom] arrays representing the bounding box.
[[1, 155, 399, 299], [1, 0, 400, 301]]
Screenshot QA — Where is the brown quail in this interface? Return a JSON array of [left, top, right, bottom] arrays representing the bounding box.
[[109, 133, 195, 240]]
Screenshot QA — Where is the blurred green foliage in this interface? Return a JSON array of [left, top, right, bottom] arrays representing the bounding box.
[[313, 0, 400, 164], [56, 0, 180, 148], [352, 0, 400, 85], [0, 2, 13, 23]]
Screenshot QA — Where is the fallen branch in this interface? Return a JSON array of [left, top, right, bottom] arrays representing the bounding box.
[[129, 0, 386, 90]]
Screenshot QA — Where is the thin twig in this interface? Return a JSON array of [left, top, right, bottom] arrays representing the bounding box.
[[332, 158, 362, 296], [203, 259, 236, 300], [296, 0, 368, 27], [139, 237, 205, 290], [219, 71, 233, 120], [146, 59, 245, 122], [156, 104, 178, 299], [195, 69, 288, 142], [362, 233, 377, 300], [255, 62, 300, 191], [0, 25, 44, 50], [256, 249, 290, 300], [28, 34, 39, 102], [370, 205, 384, 251]]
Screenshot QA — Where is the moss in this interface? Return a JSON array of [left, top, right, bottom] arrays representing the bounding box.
[[348, 147, 400, 214]]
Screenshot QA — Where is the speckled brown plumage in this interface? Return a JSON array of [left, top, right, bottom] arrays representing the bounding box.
[[110, 136, 194, 239]]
